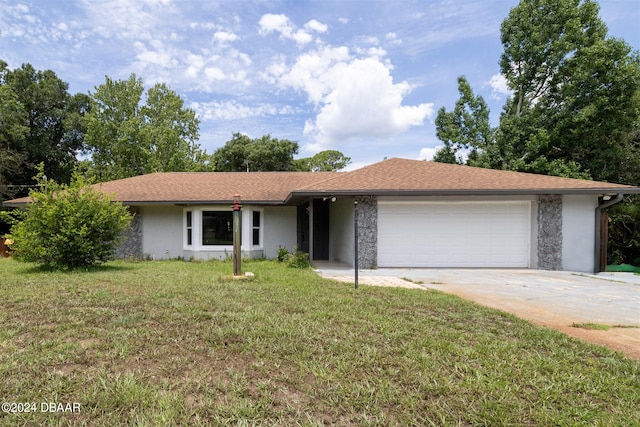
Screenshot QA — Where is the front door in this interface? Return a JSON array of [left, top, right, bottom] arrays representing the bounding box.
[[297, 199, 330, 260], [297, 202, 310, 254], [312, 199, 330, 260]]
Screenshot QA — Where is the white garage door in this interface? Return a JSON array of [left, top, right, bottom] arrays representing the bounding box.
[[377, 201, 531, 268]]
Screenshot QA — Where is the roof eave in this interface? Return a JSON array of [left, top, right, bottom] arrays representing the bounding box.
[[120, 199, 288, 206], [287, 187, 640, 200]]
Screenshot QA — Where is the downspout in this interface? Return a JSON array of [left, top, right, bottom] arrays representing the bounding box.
[[594, 193, 623, 273]]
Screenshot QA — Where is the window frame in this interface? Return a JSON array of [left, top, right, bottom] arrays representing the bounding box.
[[201, 210, 234, 246], [183, 207, 263, 252], [252, 210, 262, 247], [184, 209, 193, 247]]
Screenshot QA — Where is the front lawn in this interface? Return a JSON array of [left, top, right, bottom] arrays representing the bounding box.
[[1, 259, 638, 426]]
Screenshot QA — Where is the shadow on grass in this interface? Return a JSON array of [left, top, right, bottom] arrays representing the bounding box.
[[15, 261, 137, 275]]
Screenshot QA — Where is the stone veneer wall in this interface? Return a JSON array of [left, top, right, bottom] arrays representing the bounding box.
[[537, 195, 562, 270], [115, 207, 143, 259], [355, 195, 377, 269]]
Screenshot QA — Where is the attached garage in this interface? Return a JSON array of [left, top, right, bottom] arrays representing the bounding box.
[[377, 200, 531, 268]]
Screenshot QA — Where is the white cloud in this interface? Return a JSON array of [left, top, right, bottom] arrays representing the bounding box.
[[362, 35, 379, 45], [418, 146, 469, 162], [80, 0, 179, 41], [338, 17, 349, 24], [191, 100, 294, 121], [184, 53, 204, 79], [418, 146, 441, 161], [366, 47, 386, 58], [486, 73, 512, 99], [129, 35, 252, 92], [258, 13, 314, 45], [277, 47, 433, 146], [292, 29, 313, 45], [204, 67, 225, 81], [258, 13, 290, 34], [304, 19, 328, 33], [278, 45, 350, 104], [385, 32, 402, 45], [213, 31, 238, 43]]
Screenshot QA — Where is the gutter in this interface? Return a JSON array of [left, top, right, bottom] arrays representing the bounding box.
[[285, 187, 640, 202], [594, 193, 624, 273]]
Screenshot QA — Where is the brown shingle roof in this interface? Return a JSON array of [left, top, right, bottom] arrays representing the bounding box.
[[4, 158, 639, 207], [96, 171, 335, 204], [291, 158, 639, 196]]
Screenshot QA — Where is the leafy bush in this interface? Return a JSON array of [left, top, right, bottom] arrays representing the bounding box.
[[276, 245, 291, 262], [608, 196, 640, 266], [7, 167, 132, 269], [286, 250, 310, 269]]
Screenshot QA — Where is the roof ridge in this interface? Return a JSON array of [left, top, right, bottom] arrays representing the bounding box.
[[294, 157, 396, 191]]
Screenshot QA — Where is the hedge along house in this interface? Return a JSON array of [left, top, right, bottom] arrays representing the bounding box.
[[5, 158, 640, 273]]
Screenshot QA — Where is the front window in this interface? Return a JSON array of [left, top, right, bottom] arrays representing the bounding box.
[[252, 211, 261, 246], [186, 211, 193, 246], [202, 211, 233, 245]]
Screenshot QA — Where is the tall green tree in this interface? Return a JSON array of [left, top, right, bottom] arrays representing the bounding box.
[[293, 150, 352, 171], [0, 61, 89, 193], [213, 133, 300, 172], [433, 76, 492, 165], [0, 85, 28, 199], [85, 74, 209, 181], [494, 0, 640, 263], [492, 0, 640, 181], [432, 0, 640, 264]]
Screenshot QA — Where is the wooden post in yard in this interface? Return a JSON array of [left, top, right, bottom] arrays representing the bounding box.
[[233, 194, 242, 276]]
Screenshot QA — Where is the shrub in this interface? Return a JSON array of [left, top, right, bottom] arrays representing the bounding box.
[[7, 167, 132, 269], [276, 245, 291, 262], [286, 250, 311, 269]]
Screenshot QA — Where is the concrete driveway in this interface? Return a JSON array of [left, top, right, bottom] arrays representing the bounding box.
[[316, 265, 640, 359]]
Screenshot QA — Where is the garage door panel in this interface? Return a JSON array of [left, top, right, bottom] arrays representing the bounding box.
[[378, 202, 530, 268]]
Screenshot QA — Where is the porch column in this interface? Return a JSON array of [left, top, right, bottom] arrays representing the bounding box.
[[537, 195, 563, 270], [355, 195, 377, 269]]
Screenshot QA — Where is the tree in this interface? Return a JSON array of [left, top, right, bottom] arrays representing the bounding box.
[[213, 133, 300, 171], [293, 150, 352, 171], [492, 0, 640, 181], [0, 60, 89, 192], [433, 76, 492, 165], [0, 85, 28, 199], [432, 0, 640, 264], [7, 166, 132, 269], [495, 0, 640, 265], [85, 74, 209, 181]]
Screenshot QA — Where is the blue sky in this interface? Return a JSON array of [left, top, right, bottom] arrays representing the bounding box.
[[1, 0, 639, 170]]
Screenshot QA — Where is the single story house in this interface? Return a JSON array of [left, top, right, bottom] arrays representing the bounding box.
[[5, 158, 640, 273]]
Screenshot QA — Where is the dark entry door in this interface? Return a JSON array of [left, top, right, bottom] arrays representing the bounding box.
[[312, 199, 330, 260], [297, 202, 310, 254]]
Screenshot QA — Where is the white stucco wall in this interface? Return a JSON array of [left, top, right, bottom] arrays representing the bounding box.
[[141, 205, 183, 259], [562, 195, 598, 272], [139, 204, 296, 261], [329, 197, 355, 265], [262, 206, 297, 259]]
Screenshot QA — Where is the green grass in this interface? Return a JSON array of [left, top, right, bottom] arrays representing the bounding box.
[[572, 322, 611, 330], [1, 258, 639, 426], [573, 323, 639, 330]]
